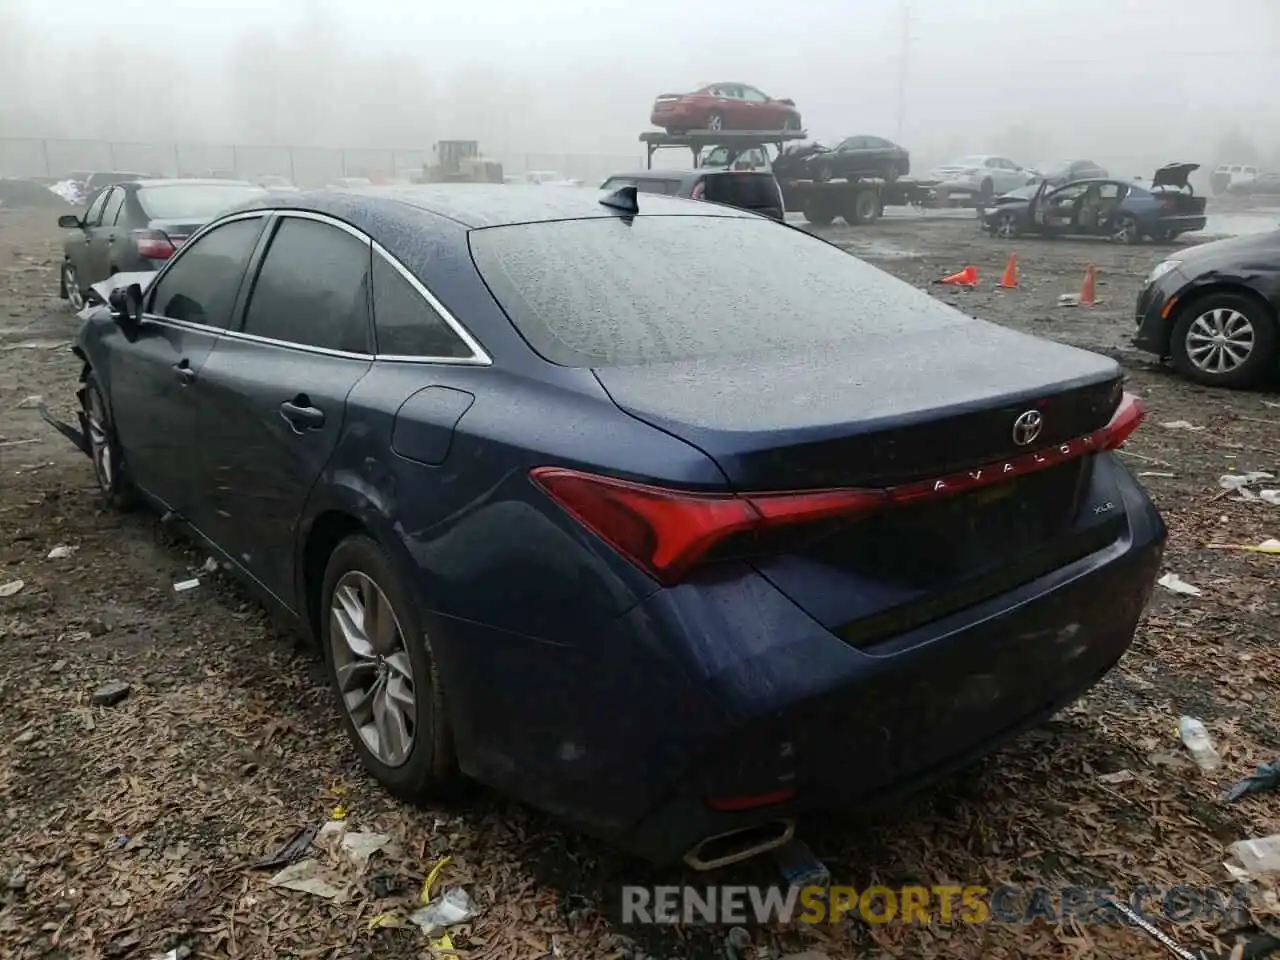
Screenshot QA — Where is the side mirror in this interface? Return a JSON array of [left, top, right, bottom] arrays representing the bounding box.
[[58, 214, 82, 229], [107, 283, 144, 329]]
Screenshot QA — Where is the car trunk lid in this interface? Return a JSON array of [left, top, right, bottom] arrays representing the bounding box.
[[593, 326, 1130, 641]]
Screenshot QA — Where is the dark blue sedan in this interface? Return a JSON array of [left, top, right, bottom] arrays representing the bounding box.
[[51, 184, 1165, 869], [984, 162, 1207, 244]]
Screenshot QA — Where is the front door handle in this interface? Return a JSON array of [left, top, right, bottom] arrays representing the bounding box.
[[174, 359, 196, 383], [280, 399, 325, 432]]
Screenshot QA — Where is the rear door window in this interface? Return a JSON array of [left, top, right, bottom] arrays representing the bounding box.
[[147, 216, 266, 329], [101, 188, 126, 226], [371, 252, 472, 359], [83, 190, 110, 226], [241, 217, 372, 353]]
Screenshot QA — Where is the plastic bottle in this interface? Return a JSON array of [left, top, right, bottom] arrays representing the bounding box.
[[1178, 716, 1221, 773]]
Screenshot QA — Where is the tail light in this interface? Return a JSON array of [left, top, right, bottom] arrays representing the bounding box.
[[530, 394, 1144, 585], [132, 229, 180, 259]]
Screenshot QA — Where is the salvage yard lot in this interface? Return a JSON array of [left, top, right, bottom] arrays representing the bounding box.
[[1, 205, 1279, 960]]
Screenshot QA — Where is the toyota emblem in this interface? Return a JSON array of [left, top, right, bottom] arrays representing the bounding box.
[[1012, 410, 1043, 446]]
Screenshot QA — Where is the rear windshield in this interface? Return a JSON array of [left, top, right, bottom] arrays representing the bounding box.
[[469, 215, 968, 367], [138, 184, 266, 220], [702, 172, 778, 208]]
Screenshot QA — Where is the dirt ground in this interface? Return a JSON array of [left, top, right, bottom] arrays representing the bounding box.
[[2, 204, 1279, 960]]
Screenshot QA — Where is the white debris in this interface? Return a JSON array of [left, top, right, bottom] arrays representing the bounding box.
[[1138, 471, 1177, 479], [1157, 572, 1201, 596], [47, 545, 77, 559], [341, 831, 392, 872], [1220, 471, 1274, 492], [409, 887, 475, 935], [201, 557, 219, 573], [1098, 769, 1137, 784], [16, 395, 41, 409], [1178, 716, 1221, 773], [172, 578, 200, 592], [1160, 420, 1205, 431], [1229, 835, 1280, 876], [48, 180, 83, 205], [267, 858, 347, 901], [0, 580, 24, 598]]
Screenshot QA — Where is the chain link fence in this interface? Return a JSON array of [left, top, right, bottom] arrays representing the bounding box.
[[0, 137, 643, 188]]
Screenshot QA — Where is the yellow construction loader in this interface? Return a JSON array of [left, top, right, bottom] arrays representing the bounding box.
[[420, 141, 504, 184]]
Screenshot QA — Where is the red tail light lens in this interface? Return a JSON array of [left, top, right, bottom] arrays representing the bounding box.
[[133, 230, 176, 259], [532, 393, 1145, 585]]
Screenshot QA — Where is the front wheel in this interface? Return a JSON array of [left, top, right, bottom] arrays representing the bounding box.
[[994, 211, 1021, 239], [321, 534, 458, 800], [62, 261, 85, 311], [1170, 293, 1276, 389], [80, 371, 138, 510], [802, 199, 835, 226]]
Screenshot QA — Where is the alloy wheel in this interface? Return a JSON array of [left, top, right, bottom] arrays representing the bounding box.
[[1185, 307, 1255, 375], [85, 386, 113, 492], [329, 570, 417, 768], [996, 213, 1019, 239], [64, 263, 85, 311], [1113, 217, 1139, 243]]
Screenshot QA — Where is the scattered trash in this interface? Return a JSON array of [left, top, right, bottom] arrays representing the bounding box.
[[1057, 293, 1081, 307], [340, 829, 392, 872], [1158, 572, 1202, 596], [0, 579, 24, 598], [16, 395, 41, 409], [1138, 471, 1177, 479], [1160, 420, 1205, 432], [253, 825, 317, 870], [267, 858, 348, 901], [773, 837, 830, 888], [1217, 471, 1276, 502], [431, 931, 458, 955], [0, 437, 40, 448], [723, 926, 753, 960], [201, 556, 219, 573], [1205, 538, 1280, 555], [420, 855, 452, 904], [14, 728, 37, 746], [91, 680, 132, 707], [1229, 835, 1280, 876], [1101, 897, 1198, 959], [1262, 491, 1280, 506], [1225, 760, 1280, 802], [46, 544, 77, 559], [409, 887, 475, 935], [172, 578, 200, 592], [1099, 769, 1137, 784], [368, 911, 406, 930], [331, 803, 348, 821], [1179, 716, 1222, 773]]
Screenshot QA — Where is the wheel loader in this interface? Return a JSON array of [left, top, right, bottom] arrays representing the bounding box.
[[420, 140, 504, 184]]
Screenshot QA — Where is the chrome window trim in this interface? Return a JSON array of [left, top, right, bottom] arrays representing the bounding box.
[[141, 208, 492, 367], [370, 240, 492, 366]]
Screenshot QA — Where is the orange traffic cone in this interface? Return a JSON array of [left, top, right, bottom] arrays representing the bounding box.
[[934, 265, 978, 287], [1079, 264, 1097, 307], [997, 254, 1019, 289]]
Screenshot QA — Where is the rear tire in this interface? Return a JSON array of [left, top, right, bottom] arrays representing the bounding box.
[[1170, 292, 1276, 389], [62, 261, 85, 311], [320, 534, 459, 801], [843, 191, 880, 225]]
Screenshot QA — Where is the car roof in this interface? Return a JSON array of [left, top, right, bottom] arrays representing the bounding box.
[[223, 183, 749, 230], [123, 178, 259, 189]]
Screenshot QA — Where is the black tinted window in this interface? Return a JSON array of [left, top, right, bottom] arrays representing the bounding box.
[[101, 189, 126, 225], [702, 173, 779, 209], [243, 217, 371, 353], [148, 217, 265, 329], [371, 253, 471, 358], [84, 191, 109, 225], [469, 216, 968, 367]]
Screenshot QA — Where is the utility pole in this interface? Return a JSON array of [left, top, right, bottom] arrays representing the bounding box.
[[895, 0, 911, 138]]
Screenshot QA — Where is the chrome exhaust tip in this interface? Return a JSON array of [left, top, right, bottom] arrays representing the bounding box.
[[682, 819, 795, 872]]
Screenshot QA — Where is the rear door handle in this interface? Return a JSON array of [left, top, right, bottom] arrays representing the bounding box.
[[174, 359, 196, 383], [280, 399, 326, 432]]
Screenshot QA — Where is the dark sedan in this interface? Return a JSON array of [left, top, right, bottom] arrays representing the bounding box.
[[51, 184, 1164, 869], [58, 178, 267, 310], [808, 135, 910, 182], [984, 163, 1207, 243], [1134, 229, 1280, 389]]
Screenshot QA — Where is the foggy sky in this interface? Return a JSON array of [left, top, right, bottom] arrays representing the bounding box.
[[2, 0, 1279, 174]]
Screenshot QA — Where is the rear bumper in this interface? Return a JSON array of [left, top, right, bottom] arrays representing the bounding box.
[[443, 457, 1165, 866], [1162, 214, 1206, 233]]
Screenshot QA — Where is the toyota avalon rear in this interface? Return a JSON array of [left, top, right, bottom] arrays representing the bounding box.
[[468, 211, 1165, 867]]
